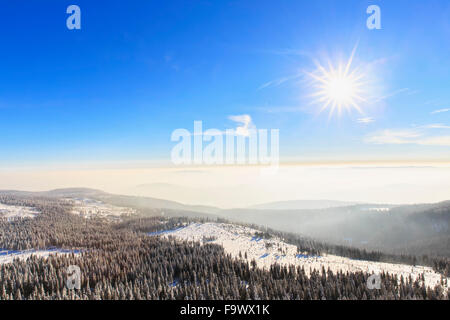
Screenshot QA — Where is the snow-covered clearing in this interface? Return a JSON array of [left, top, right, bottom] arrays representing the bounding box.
[[0, 203, 39, 219], [0, 248, 80, 265], [157, 222, 448, 290], [68, 198, 136, 221]]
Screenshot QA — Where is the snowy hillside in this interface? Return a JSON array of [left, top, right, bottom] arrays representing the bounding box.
[[157, 222, 448, 290]]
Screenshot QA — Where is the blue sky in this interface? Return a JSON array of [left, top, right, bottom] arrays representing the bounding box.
[[1, 0, 450, 168]]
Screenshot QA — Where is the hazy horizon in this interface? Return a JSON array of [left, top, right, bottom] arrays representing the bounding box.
[[2, 161, 450, 208]]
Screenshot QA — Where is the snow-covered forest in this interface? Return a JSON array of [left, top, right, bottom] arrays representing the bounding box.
[[0, 194, 448, 300]]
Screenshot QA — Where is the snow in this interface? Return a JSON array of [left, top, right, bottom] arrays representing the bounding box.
[[148, 226, 187, 236], [160, 222, 449, 290], [0, 203, 39, 219], [68, 198, 136, 220], [0, 248, 80, 265]]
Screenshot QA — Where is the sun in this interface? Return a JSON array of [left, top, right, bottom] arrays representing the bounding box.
[[306, 47, 367, 117]]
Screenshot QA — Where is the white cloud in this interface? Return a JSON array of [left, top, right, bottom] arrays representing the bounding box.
[[356, 117, 375, 124], [228, 114, 254, 136], [431, 108, 450, 114]]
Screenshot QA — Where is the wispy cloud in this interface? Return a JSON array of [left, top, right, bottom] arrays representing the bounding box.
[[431, 108, 450, 114], [356, 117, 375, 124], [420, 123, 450, 129], [262, 48, 313, 58], [258, 73, 303, 90], [257, 105, 305, 113], [258, 76, 291, 90], [372, 88, 411, 103], [365, 129, 422, 145], [365, 124, 450, 146]]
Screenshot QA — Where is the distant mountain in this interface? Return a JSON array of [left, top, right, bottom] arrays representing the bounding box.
[[48, 188, 220, 214], [44, 188, 107, 198], [0, 188, 221, 219], [222, 201, 450, 257], [0, 188, 108, 198], [248, 199, 360, 210]]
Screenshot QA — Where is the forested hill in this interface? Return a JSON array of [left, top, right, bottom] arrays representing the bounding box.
[[2, 188, 449, 258], [0, 194, 449, 300]]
